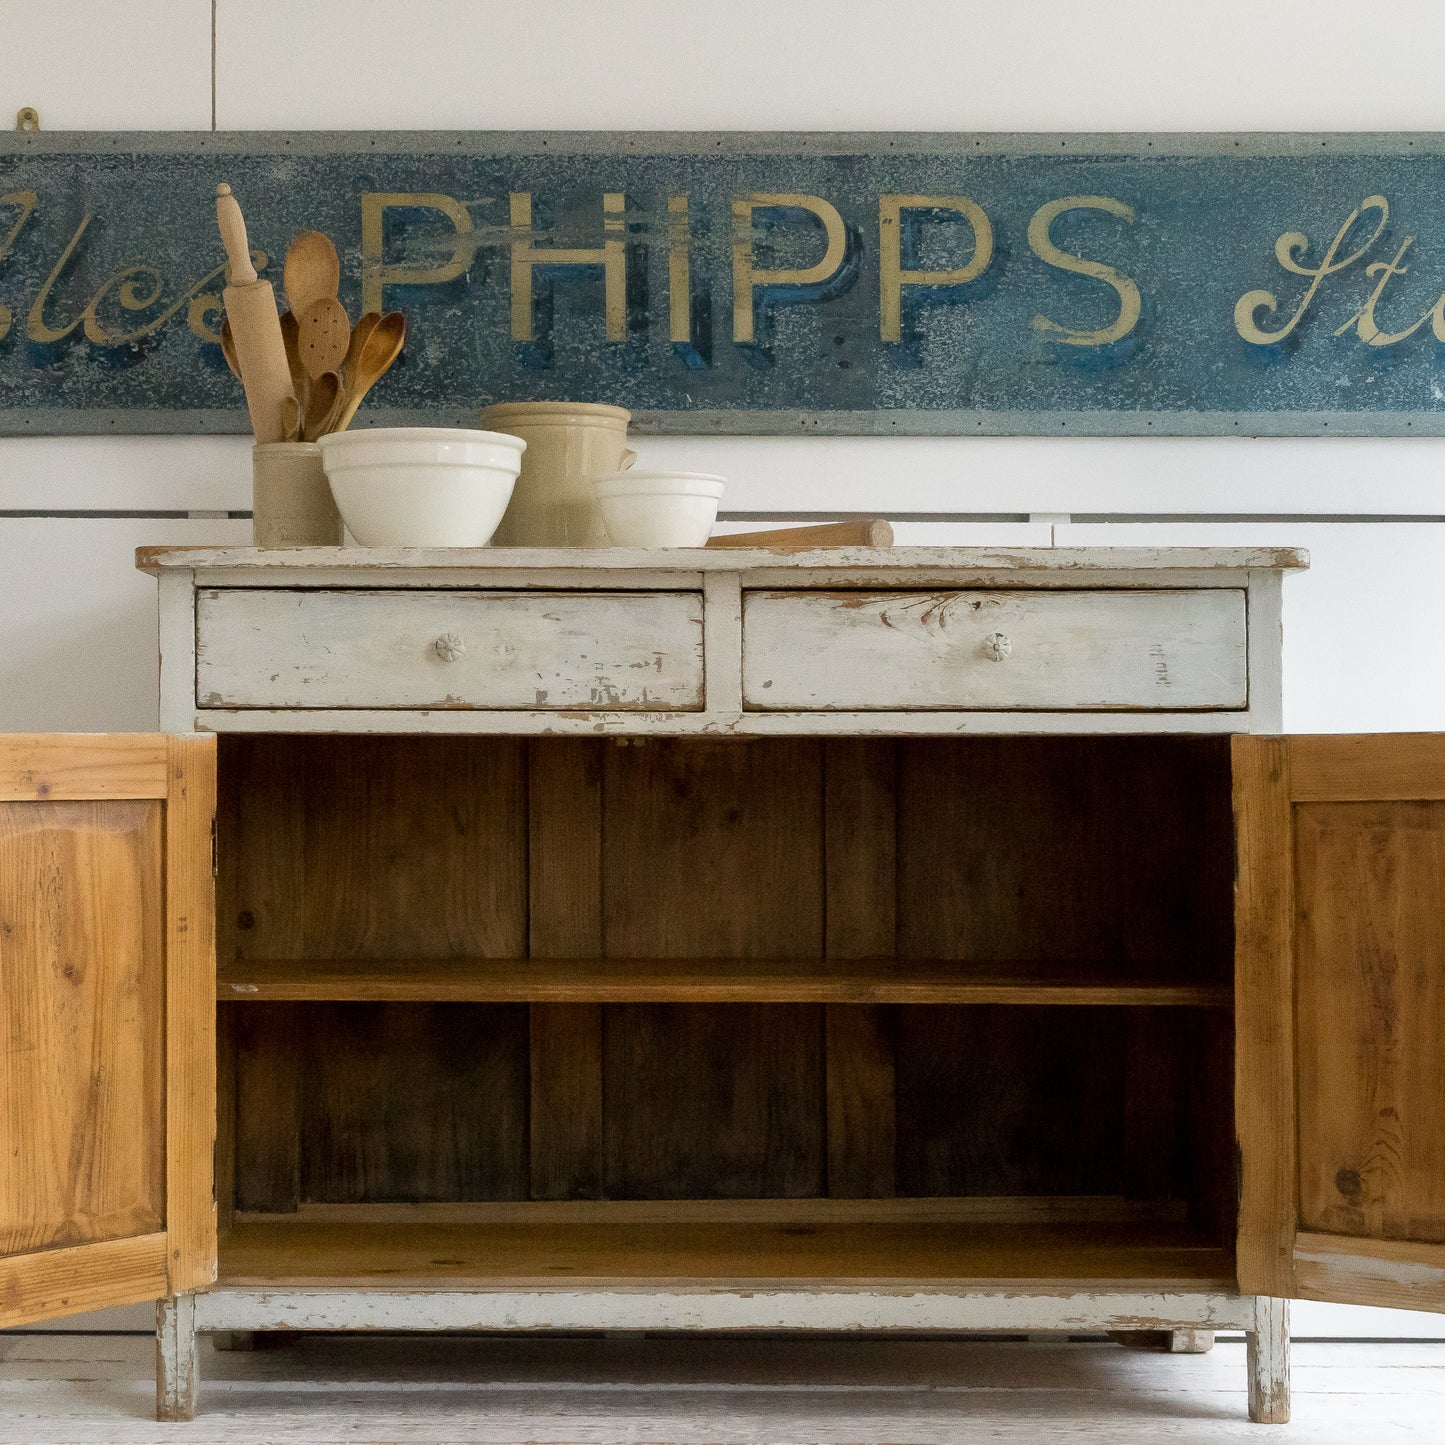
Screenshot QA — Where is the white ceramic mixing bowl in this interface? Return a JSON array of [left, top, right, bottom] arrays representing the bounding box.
[[317, 427, 526, 547], [592, 471, 726, 547]]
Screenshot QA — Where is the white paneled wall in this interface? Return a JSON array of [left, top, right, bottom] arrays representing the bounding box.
[[2, 0, 1444, 1338]]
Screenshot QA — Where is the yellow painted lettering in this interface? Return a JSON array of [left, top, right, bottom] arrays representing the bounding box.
[[731, 193, 845, 344], [1234, 195, 1388, 345], [510, 192, 626, 343], [360, 191, 475, 317], [878, 194, 992, 342], [1028, 195, 1141, 347]]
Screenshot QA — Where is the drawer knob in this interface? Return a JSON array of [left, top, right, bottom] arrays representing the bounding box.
[[434, 631, 466, 663], [982, 631, 1012, 662]]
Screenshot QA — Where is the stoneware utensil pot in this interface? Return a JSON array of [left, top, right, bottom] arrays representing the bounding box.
[[252, 442, 345, 547], [317, 426, 525, 547], [481, 401, 635, 546], [593, 471, 726, 547]]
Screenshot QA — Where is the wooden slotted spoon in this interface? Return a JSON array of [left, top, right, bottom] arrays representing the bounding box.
[[296, 297, 351, 380]]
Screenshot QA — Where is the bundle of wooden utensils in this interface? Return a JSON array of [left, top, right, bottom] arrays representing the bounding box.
[[215, 183, 405, 443]]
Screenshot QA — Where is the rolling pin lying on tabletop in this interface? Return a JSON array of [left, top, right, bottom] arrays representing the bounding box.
[[215, 183, 293, 444], [706, 519, 893, 549]]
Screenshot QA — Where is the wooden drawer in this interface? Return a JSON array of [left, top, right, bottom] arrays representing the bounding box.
[[741, 588, 1247, 711], [196, 589, 705, 711]]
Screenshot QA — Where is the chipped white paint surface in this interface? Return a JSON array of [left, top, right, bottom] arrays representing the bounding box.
[[1248, 1296, 1291, 1424], [193, 1287, 1256, 1334], [741, 588, 1247, 711], [151, 547, 1297, 736], [155, 1294, 198, 1423], [195, 588, 706, 712], [3, 1332, 1442, 1444]]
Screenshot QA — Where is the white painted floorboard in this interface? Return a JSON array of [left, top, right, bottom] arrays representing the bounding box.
[[1, 1333, 1441, 1443]]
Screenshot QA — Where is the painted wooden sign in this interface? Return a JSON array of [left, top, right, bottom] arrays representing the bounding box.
[[3, 132, 1445, 435]]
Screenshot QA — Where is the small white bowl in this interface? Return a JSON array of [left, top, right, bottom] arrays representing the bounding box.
[[592, 471, 726, 548], [317, 427, 526, 547]]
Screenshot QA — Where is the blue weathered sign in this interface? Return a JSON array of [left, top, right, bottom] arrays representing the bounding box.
[[4, 131, 1445, 435]]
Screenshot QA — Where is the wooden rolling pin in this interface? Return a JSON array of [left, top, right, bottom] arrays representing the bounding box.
[[706, 519, 893, 549], [215, 184, 292, 444]]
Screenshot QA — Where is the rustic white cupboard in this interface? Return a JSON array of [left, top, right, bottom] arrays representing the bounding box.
[[4, 545, 1444, 1425]]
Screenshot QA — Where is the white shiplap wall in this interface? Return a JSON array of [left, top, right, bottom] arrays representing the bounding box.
[[2, 0, 1443, 1337]]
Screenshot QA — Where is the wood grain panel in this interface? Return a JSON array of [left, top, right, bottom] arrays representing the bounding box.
[[1295, 801, 1445, 1244], [899, 738, 1233, 979], [826, 1006, 896, 1198], [1288, 734, 1445, 801], [232, 1003, 303, 1214], [0, 734, 168, 801], [602, 1005, 825, 1199], [0, 800, 164, 1255], [214, 955, 1232, 1005], [1293, 1232, 1445, 1313], [0, 1233, 169, 1328], [528, 741, 604, 1200], [894, 1006, 1126, 1197], [164, 733, 217, 1291], [299, 1004, 529, 1204], [1232, 735, 1297, 1299], [602, 739, 823, 959], [220, 736, 527, 963], [216, 1217, 1233, 1288]]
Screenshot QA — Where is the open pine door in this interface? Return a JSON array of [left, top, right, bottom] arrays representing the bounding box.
[[1235, 734, 1445, 1312], [1, 735, 215, 1326]]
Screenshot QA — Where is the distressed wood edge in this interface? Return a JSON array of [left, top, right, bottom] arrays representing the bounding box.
[[186, 708, 1260, 737], [0, 1233, 169, 1328], [1232, 735, 1297, 1300], [165, 735, 218, 1293], [157, 571, 198, 735], [1247, 1296, 1290, 1424], [135, 545, 1310, 576], [1293, 1233, 1445, 1313], [702, 571, 744, 714], [0, 733, 169, 800], [193, 1286, 1256, 1334], [1244, 569, 1284, 735]]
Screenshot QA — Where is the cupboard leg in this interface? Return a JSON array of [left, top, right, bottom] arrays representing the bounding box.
[[156, 1294, 199, 1422], [1246, 1296, 1290, 1424]]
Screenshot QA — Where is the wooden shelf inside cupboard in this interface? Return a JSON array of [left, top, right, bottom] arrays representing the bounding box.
[[216, 956, 1232, 1007], [216, 1216, 1236, 1289]]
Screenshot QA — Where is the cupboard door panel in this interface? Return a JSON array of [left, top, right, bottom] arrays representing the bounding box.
[[0, 734, 215, 1326], [0, 799, 165, 1254], [1234, 734, 1445, 1312]]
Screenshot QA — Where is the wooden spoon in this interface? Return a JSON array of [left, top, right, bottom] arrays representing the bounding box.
[[281, 394, 302, 443], [341, 311, 382, 387], [296, 297, 350, 380], [284, 230, 340, 317], [279, 310, 307, 402], [333, 311, 406, 431], [303, 371, 341, 442]]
